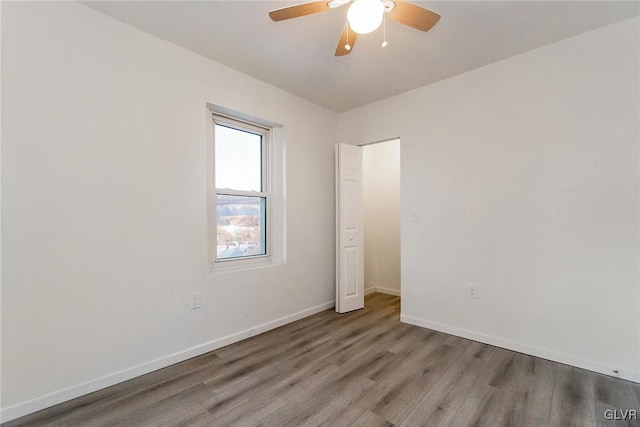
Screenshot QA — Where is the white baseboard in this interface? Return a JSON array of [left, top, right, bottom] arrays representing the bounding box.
[[375, 286, 401, 297], [0, 301, 335, 423], [364, 286, 400, 296], [400, 314, 640, 384]]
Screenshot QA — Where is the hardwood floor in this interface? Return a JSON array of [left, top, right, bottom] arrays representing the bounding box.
[[4, 293, 640, 426]]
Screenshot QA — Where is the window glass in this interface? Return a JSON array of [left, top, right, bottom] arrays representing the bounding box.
[[216, 195, 266, 260], [215, 124, 262, 192]]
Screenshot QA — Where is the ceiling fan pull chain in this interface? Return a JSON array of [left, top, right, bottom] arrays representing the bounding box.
[[381, 13, 388, 48], [345, 20, 351, 50]]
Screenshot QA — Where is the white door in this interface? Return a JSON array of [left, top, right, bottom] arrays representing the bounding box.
[[335, 143, 364, 313]]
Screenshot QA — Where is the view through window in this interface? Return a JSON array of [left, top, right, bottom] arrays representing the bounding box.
[[214, 119, 269, 261]]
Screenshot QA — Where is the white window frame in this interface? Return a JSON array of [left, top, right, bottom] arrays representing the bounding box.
[[207, 105, 285, 273]]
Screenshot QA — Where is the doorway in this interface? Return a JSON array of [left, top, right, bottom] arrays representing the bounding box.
[[362, 139, 401, 299]]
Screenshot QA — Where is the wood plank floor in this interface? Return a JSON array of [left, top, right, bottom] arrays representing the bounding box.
[[4, 293, 640, 426]]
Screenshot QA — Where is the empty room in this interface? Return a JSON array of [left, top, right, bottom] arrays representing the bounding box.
[[1, 1, 639, 426]]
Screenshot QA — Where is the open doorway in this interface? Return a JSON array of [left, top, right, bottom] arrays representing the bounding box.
[[362, 139, 401, 298]]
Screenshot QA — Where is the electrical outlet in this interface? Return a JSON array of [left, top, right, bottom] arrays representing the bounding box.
[[411, 210, 420, 222], [467, 284, 478, 299], [189, 292, 201, 310]]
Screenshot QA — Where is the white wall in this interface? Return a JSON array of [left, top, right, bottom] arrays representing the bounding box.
[[340, 18, 640, 382], [1, 2, 337, 420], [363, 140, 401, 295]]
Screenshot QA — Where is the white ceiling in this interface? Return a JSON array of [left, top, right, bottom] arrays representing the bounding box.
[[83, 1, 639, 112]]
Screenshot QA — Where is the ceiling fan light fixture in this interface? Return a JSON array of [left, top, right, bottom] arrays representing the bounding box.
[[347, 0, 384, 34]]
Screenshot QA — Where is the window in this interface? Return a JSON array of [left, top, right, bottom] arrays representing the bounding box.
[[213, 115, 270, 262], [208, 107, 284, 272]]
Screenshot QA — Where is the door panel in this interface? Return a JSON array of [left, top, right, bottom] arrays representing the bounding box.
[[336, 144, 364, 313], [344, 247, 358, 296], [343, 180, 358, 230]]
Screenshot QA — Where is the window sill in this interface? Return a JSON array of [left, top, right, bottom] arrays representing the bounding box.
[[209, 257, 282, 274]]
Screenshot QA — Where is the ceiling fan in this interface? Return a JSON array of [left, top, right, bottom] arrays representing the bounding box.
[[269, 0, 440, 56]]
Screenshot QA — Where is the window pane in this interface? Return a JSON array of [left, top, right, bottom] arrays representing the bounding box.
[[215, 124, 262, 192], [216, 194, 266, 260]]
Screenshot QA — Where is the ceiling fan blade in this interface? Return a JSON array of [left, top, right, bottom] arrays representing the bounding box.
[[335, 23, 357, 56], [387, 1, 440, 32], [269, 1, 331, 21]]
